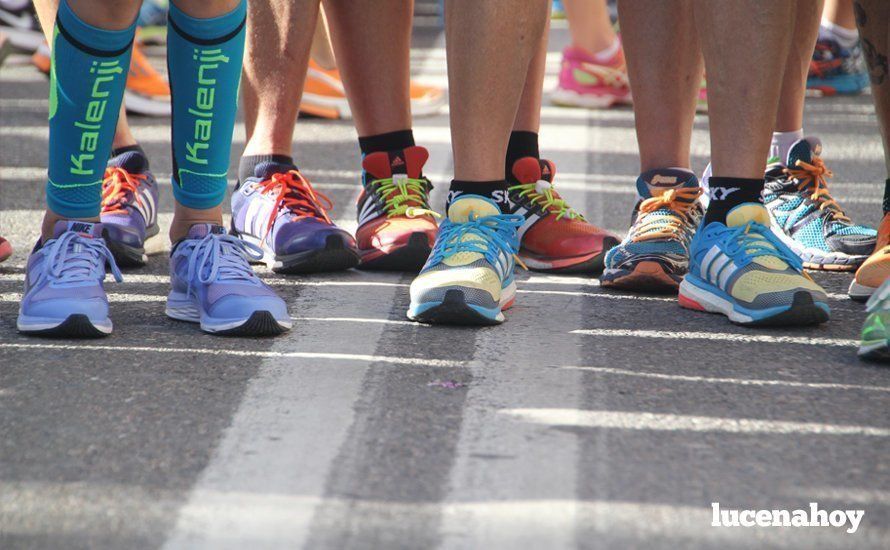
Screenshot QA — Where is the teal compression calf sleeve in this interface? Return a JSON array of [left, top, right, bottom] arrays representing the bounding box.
[[167, 0, 246, 209], [46, 0, 134, 218]]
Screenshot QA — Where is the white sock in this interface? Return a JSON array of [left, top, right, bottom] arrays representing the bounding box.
[[820, 19, 860, 49], [770, 129, 804, 163], [592, 38, 621, 63]]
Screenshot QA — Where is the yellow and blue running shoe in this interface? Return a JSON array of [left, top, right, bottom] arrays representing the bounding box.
[[407, 195, 523, 325], [859, 277, 890, 361], [679, 203, 830, 326]]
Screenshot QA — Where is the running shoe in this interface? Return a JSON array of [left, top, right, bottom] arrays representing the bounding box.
[[101, 147, 160, 267], [859, 277, 890, 361], [17, 221, 122, 337], [32, 38, 171, 116], [232, 161, 359, 273], [300, 59, 446, 119], [407, 195, 522, 325], [808, 34, 869, 95], [356, 146, 438, 271], [602, 168, 703, 292], [507, 157, 618, 273], [763, 137, 875, 271], [0, 0, 41, 52], [0, 235, 11, 263], [166, 224, 291, 336], [551, 43, 631, 108], [850, 213, 890, 301], [679, 203, 830, 326]]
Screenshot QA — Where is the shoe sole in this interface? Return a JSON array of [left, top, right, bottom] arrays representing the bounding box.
[[408, 282, 516, 326], [166, 299, 292, 336], [768, 220, 870, 272], [601, 261, 683, 293], [550, 88, 632, 109], [124, 90, 171, 117], [17, 313, 111, 338], [358, 232, 432, 272], [678, 277, 830, 327], [519, 238, 618, 275], [849, 280, 877, 302], [859, 340, 890, 361], [105, 225, 160, 268]]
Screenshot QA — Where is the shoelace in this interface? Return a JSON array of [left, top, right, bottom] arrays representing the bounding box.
[[101, 167, 147, 215], [577, 61, 629, 88], [508, 180, 581, 221], [257, 171, 333, 238], [719, 221, 803, 271], [41, 231, 122, 285], [632, 187, 703, 242], [784, 156, 851, 223], [429, 213, 525, 272], [181, 233, 264, 289], [368, 175, 431, 217]]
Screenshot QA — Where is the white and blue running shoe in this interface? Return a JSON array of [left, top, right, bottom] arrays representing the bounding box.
[[166, 224, 292, 336], [407, 195, 522, 325], [17, 221, 122, 337]]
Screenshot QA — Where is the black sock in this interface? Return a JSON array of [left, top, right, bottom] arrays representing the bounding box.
[[505, 131, 539, 183], [884, 178, 890, 215], [110, 144, 146, 160], [358, 129, 415, 155], [238, 154, 294, 185], [446, 179, 510, 213], [703, 177, 764, 224]]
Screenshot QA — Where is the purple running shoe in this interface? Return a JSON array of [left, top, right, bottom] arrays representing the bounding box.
[[101, 146, 159, 267]]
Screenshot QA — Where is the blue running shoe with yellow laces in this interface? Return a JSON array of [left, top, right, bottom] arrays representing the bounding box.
[[860, 277, 890, 361], [602, 168, 703, 292], [408, 195, 523, 325], [764, 138, 876, 271], [18, 221, 122, 337], [167, 224, 291, 336], [679, 203, 830, 326]]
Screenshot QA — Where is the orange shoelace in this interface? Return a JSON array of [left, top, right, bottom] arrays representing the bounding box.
[[784, 157, 850, 223], [101, 167, 146, 215], [632, 187, 703, 242], [257, 170, 333, 238]]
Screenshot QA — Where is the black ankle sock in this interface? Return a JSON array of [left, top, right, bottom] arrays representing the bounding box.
[[358, 130, 415, 155], [703, 177, 764, 224], [110, 144, 146, 159], [884, 178, 890, 214], [238, 154, 294, 185], [447, 179, 510, 213], [505, 131, 539, 182]]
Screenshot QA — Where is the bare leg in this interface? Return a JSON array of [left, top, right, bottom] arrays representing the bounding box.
[[446, 0, 549, 181], [855, 0, 890, 176], [776, 0, 824, 133], [310, 7, 336, 71], [826, 0, 857, 29], [513, 22, 548, 134], [618, 0, 702, 172], [563, 0, 617, 54]]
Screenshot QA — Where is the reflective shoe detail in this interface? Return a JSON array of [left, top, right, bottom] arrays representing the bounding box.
[[17, 221, 122, 337], [356, 146, 438, 271], [679, 203, 830, 326], [408, 196, 522, 325], [602, 168, 703, 292], [232, 162, 359, 274], [166, 224, 292, 335], [100, 148, 160, 267], [807, 36, 869, 95], [551, 44, 631, 109], [850, 213, 890, 301], [764, 137, 876, 271], [507, 157, 618, 273], [859, 278, 890, 360]]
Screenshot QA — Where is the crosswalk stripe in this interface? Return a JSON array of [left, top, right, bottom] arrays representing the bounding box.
[[571, 328, 858, 347]]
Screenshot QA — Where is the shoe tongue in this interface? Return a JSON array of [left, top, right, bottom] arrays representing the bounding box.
[[254, 161, 298, 180], [511, 157, 556, 185], [362, 145, 429, 180], [726, 203, 771, 228], [108, 148, 149, 173], [786, 136, 822, 168], [55, 220, 103, 239], [636, 168, 698, 199], [448, 195, 501, 223], [186, 223, 227, 239]]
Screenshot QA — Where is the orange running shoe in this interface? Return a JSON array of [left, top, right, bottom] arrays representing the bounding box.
[[301, 59, 446, 119], [508, 157, 619, 274], [32, 37, 170, 116], [355, 146, 438, 271], [0, 235, 11, 263], [850, 213, 890, 301]]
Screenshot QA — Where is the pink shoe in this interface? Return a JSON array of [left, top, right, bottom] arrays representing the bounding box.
[[551, 43, 631, 109]]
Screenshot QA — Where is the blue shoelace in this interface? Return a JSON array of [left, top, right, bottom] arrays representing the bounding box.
[[718, 222, 803, 270], [428, 213, 524, 273], [180, 233, 264, 286], [40, 231, 122, 285]]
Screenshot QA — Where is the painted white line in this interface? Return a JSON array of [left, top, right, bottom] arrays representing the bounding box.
[[503, 408, 890, 437], [0, 343, 462, 367], [0, 292, 165, 302], [0, 273, 409, 288], [518, 289, 673, 302], [571, 328, 858, 347], [292, 316, 419, 326], [559, 365, 890, 393]]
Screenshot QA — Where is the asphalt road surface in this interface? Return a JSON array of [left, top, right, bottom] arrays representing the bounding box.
[[1, 20, 889, 550]]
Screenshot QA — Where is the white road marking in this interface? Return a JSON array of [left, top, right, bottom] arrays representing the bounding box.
[[559, 365, 890, 393], [519, 289, 673, 302], [571, 328, 858, 347], [291, 316, 420, 326], [503, 408, 890, 437]]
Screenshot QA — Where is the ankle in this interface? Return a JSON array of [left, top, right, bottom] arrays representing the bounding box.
[[41, 211, 99, 243], [170, 204, 224, 243]]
